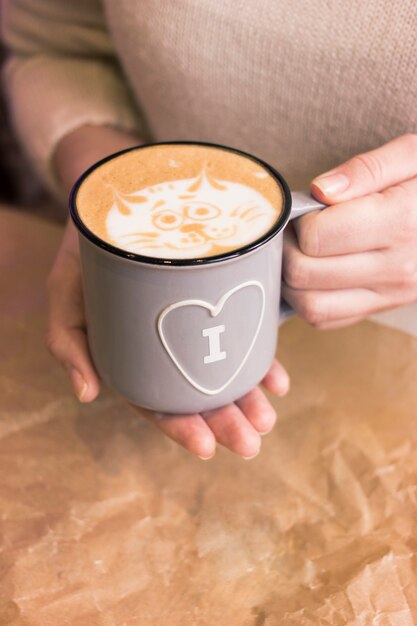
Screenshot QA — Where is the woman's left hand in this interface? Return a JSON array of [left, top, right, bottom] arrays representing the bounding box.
[[282, 134, 417, 329]]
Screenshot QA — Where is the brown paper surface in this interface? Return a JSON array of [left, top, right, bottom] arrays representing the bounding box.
[[1, 206, 417, 625]]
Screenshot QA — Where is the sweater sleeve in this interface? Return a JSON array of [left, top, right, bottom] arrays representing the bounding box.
[[1, 0, 148, 197]]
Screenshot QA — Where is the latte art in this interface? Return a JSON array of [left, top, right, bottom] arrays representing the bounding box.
[[106, 168, 278, 258], [75, 144, 284, 259]]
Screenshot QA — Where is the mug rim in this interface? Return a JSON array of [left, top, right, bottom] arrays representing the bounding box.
[[69, 140, 292, 267]]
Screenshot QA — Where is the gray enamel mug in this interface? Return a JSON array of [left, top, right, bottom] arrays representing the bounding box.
[[70, 141, 325, 414]]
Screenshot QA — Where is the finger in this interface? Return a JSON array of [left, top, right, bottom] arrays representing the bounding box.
[[292, 176, 417, 256], [46, 325, 100, 402], [138, 408, 217, 460], [283, 226, 402, 290], [311, 134, 417, 203], [47, 223, 100, 402], [281, 284, 388, 327], [235, 387, 277, 435], [261, 359, 290, 396], [201, 404, 261, 459]]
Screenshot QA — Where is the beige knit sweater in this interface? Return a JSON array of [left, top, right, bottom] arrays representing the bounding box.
[[1, 0, 417, 197]]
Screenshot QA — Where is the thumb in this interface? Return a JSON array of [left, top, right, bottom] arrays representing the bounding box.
[[311, 133, 417, 204]]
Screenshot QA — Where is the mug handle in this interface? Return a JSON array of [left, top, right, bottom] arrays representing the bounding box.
[[279, 191, 327, 325]]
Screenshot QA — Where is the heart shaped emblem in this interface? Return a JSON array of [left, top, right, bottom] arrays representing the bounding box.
[[157, 281, 265, 395]]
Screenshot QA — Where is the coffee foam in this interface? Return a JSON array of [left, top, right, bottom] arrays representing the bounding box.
[[75, 144, 284, 259]]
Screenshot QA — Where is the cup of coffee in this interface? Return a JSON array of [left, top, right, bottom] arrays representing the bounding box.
[[70, 141, 324, 413]]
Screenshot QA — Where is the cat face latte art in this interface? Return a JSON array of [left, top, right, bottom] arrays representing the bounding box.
[[75, 144, 284, 259]]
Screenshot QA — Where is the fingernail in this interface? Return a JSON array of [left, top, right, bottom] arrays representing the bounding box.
[[70, 368, 88, 402], [312, 172, 349, 195], [243, 450, 260, 460], [259, 428, 273, 437], [198, 452, 216, 461]]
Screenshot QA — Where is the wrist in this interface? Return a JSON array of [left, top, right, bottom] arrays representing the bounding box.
[[53, 124, 143, 195]]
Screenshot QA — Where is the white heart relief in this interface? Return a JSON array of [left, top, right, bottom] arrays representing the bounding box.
[[157, 281, 265, 395]]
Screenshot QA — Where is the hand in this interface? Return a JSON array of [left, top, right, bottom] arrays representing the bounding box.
[[47, 125, 290, 460], [282, 134, 417, 328], [47, 220, 290, 460]]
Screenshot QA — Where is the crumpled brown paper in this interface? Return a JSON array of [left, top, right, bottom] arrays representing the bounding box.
[[1, 206, 417, 626]]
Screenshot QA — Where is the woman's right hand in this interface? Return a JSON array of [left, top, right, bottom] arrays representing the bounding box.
[[47, 125, 290, 460]]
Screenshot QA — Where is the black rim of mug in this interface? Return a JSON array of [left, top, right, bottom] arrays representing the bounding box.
[[69, 140, 293, 267]]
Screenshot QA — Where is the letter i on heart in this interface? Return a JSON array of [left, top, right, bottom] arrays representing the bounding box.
[[157, 281, 265, 395]]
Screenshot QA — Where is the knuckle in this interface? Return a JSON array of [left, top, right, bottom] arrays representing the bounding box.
[[389, 287, 417, 308], [45, 327, 70, 364], [296, 215, 320, 257], [45, 329, 60, 358], [299, 293, 327, 327], [396, 259, 417, 288], [383, 185, 417, 242], [354, 151, 384, 186], [283, 254, 309, 289]]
